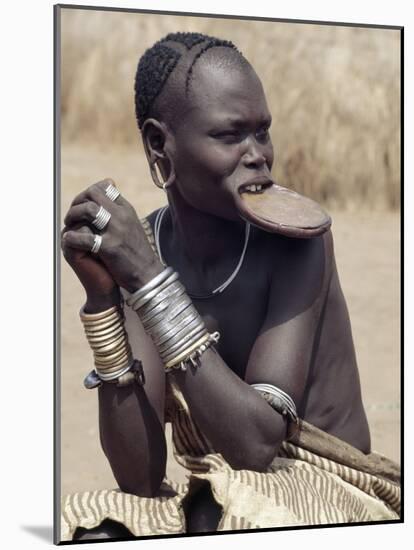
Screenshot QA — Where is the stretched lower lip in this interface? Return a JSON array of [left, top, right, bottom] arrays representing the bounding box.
[[234, 180, 332, 238]]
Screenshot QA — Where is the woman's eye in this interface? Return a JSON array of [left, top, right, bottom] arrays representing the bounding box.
[[212, 131, 243, 143], [256, 128, 270, 143]]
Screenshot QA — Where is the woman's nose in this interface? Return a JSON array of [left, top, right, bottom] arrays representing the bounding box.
[[242, 137, 267, 168]]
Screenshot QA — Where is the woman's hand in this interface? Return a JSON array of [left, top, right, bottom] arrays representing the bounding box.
[[61, 225, 121, 312], [62, 179, 163, 293]]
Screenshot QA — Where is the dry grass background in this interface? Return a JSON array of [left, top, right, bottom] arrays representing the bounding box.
[[58, 7, 401, 499], [61, 8, 400, 209]]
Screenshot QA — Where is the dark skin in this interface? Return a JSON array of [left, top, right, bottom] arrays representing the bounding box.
[[62, 51, 370, 537]]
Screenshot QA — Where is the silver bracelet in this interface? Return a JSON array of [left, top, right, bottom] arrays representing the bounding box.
[[157, 317, 205, 349], [126, 267, 219, 371], [158, 322, 206, 353], [126, 266, 174, 309], [161, 327, 208, 363], [140, 286, 187, 326], [138, 273, 183, 311], [164, 331, 220, 373], [149, 306, 199, 341], [84, 360, 145, 389], [251, 383, 298, 423]]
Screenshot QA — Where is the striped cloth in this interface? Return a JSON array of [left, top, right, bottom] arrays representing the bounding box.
[[61, 379, 400, 540]]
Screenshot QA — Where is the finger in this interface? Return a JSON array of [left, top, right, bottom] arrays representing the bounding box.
[[64, 201, 101, 228], [97, 179, 129, 208], [61, 228, 80, 259], [61, 225, 73, 248], [61, 222, 85, 243], [61, 239, 83, 261], [62, 225, 96, 253], [71, 179, 121, 208]]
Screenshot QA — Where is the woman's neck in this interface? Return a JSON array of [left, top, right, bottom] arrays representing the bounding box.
[[165, 189, 246, 272]]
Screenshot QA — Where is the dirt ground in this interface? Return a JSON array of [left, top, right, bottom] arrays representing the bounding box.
[[60, 145, 400, 496]]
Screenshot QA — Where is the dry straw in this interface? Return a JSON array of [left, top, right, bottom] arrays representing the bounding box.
[[61, 10, 400, 210]]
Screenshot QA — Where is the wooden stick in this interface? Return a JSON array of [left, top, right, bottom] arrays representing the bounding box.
[[287, 420, 400, 484]]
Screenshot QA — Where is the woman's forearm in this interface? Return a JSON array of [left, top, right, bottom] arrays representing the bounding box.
[[123, 265, 286, 473], [84, 293, 167, 498], [172, 349, 287, 472], [98, 382, 167, 497]]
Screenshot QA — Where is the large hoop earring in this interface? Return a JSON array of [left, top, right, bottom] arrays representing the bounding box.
[[150, 156, 176, 191]]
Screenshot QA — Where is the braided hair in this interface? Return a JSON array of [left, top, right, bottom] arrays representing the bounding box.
[[134, 32, 244, 130]]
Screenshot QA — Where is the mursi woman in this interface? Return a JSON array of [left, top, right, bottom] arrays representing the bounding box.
[[60, 32, 400, 541]]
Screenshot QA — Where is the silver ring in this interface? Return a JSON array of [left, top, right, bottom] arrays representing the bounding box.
[[105, 183, 120, 202], [92, 206, 111, 231], [91, 234, 102, 254]]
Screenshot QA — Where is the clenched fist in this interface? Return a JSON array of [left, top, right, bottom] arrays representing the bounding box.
[[61, 179, 163, 311]]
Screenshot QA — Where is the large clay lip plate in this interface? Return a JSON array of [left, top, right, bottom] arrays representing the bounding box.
[[235, 183, 331, 239]]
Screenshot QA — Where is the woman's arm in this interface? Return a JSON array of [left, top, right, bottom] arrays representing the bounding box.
[[96, 296, 168, 497], [62, 180, 330, 476], [172, 349, 285, 471], [169, 232, 333, 471], [62, 181, 168, 497]]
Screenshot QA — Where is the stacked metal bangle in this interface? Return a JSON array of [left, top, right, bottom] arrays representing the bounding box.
[[127, 267, 220, 372], [80, 305, 142, 388]]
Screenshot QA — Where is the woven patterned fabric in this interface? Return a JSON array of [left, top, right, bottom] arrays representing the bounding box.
[[60, 379, 400, 541], [61, 481, 187, 540]]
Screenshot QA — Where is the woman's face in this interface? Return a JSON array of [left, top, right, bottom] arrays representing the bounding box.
[[167, 60, 274, 221]]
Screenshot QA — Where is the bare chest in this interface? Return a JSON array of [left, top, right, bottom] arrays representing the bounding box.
[[192, 258, 271, 378]]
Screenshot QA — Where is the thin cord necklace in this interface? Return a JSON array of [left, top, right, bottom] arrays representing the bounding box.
[[154, 206, 250, 300]]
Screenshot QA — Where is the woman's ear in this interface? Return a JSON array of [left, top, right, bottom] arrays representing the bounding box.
[[141, 118, 176, 190], [141, 118, 167, 162]]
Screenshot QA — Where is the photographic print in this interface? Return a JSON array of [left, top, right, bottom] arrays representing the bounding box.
[[55, 4, 402, 544]]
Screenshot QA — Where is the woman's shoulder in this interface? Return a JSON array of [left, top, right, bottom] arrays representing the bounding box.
[[256, 223, 334, 262], [256, 224, 335, 296]]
